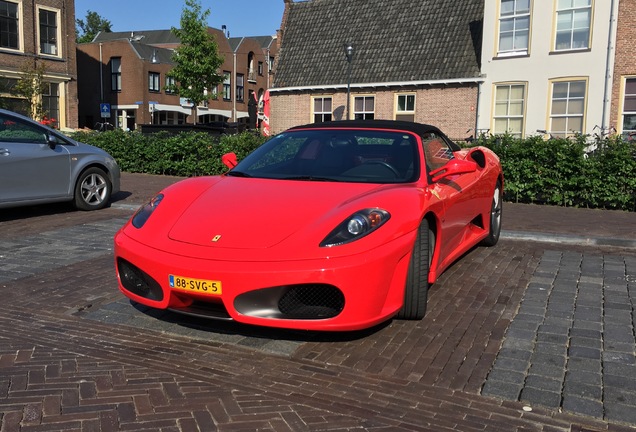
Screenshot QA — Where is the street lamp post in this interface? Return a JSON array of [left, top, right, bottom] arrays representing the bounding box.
[[344, 43, 354, 120]]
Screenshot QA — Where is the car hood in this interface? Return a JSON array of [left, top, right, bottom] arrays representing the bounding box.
[[167, 177, 387, 249]]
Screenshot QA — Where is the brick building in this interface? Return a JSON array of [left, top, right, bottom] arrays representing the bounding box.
[[0, 0, 78, 129], [610, 0, 636, 137], [270, 0, 484, 140], [76, 29, 277, 130]]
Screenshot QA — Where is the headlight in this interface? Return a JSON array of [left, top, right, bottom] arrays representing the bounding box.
[[132, 194, 164, 228], [320, 209, 390, 247]]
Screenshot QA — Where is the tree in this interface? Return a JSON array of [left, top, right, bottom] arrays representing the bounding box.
[[76, 10, 112, 44], [12, 61, 48, 120], [167, 0, 224, 124]]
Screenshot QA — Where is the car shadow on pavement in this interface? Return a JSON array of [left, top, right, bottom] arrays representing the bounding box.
[[128, 299, 391, 344]]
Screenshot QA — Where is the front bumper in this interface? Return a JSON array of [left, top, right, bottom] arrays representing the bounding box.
[[114, 230, 415, 331]]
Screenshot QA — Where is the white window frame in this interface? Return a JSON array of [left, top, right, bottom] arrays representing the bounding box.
[[0, 0, 23, 52], [312, 96, 332, 123], [148, 72, 160, 92], [493, 83, 526, 137], [353, 95, 375, 120], [395, 93, 416, 121], [110, 57, 121, 92], [619, 76, 636, 135], [554, 0, 592, 52], [549, 78, 587, 138], [498, 0, 531, 56], [36, 5, 61, 57], [223, 71, 231, 101]]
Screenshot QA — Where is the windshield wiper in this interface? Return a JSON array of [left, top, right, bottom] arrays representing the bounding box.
[[282, 175, 339, 182], [226, 170, 252, 178]]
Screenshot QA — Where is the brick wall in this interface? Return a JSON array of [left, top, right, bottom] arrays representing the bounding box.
[[0, 0, 77, 128], [610, 0, 636, 131], [270, 85, 478, 140]]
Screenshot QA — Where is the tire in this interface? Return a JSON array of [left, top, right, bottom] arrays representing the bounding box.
[[481, 180, 503, 247], [397, 219, 434, 320], [74, 167, 111, 211]]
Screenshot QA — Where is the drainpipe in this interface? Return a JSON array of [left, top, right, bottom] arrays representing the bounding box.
[[601, 0, 617, 130], [233, 52, 237, 122], [99, 43, 104, 103]]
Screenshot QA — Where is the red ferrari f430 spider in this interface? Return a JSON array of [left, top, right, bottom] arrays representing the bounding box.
[[114, 120, 503, 331]]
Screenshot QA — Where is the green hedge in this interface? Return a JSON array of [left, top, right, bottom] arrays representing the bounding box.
[[71, 130, 266, 177], [469, 134, 636, 212], [70, 129, 635, 212]]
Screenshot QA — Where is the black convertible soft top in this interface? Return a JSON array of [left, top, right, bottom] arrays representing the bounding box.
[[289, 120, 460, 151]]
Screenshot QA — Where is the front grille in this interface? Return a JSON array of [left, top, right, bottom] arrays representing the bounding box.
[[278, 285, 345, 319], [117, 258, 164, 301]]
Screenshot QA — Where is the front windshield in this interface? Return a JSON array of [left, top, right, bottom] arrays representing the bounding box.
[[230, 129, 420, 183]]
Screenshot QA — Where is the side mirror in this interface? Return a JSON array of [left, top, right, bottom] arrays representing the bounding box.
[[430, 158, 477, 182], [222, 152, 238, 169], [46, 134, 57, 149]]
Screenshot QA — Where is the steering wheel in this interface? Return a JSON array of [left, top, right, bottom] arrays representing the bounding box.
[[361, 160, 400, 177]]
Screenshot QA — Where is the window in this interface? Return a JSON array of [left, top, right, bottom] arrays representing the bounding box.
[[498, 0, 530, 55], [493, 84, 525, 137], [223, 71, 231, 101], [148, 72, 160, 92], [396, 94, 416, 122], [165, 76, 176, 94], [312, 97, 332, 123], [621, 78, 636, 135], [421, 133, 454, 173], [236, 73, 244, 102], [0, 0, 19, 50], [110, 58, 121, 92], [157, 111, 186, 125], [38, 8, 59, 56], [268, 56, 275, 73], [354, 96, 374, 120], [555, 0, 592, 51], [550, 80, 586, 137], [42, 82, 59, 126], [258, 61, 264, 76]]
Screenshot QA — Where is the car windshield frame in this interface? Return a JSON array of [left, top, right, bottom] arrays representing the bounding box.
[[231, 128, 421, 184]]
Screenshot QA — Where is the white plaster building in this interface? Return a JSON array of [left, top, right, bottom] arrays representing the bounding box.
[[477, 0, 620, 138]]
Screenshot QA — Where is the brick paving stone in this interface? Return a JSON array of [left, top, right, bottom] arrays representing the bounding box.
[[2, 177, 636, 430]]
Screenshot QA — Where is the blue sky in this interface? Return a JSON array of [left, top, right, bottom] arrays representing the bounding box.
[[74, 0, 285, 37]]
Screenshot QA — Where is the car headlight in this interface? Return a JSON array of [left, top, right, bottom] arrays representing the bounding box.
[[132, 194, 164, 228], [320, 209, 390, 247]]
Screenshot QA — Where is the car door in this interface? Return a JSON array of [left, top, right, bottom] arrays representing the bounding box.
[[0, 113, 71, 204], [422, 133, 481, 258]]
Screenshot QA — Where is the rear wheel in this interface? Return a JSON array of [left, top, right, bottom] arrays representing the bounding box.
[[397, 219, 434, 320], [481, 180, 503, 246], [74, 167, 111, 211]]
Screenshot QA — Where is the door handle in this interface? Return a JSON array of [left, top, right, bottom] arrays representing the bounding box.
[[0, 148, 9, 156]]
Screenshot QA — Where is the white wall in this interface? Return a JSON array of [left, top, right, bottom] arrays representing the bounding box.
[[477, 0, 619, 138]]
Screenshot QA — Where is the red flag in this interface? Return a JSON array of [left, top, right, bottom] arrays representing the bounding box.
[[262, 90, 270, 137]]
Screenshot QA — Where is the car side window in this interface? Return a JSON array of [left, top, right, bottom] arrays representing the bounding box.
[[0, 113, 48, 144], [421, 132, 454, 172]]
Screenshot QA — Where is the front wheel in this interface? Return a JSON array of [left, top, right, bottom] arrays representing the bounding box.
[[397, 219, 434, 320], [74, 167, 112, 211], [481, 180, 503, 246]]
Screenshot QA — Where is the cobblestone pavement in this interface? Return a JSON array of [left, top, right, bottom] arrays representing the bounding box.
[[0, 173, 635, 431]]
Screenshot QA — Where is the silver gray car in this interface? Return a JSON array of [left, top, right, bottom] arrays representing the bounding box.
[[0, 109, 120, 211]]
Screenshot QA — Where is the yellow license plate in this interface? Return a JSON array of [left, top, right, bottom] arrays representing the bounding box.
[[169, 275, 222, 295]]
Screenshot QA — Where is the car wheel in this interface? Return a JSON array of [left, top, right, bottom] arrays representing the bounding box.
[[481, 180, 503, 246], [74, 167, 111, 211], [397, 219, 434, 320]]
